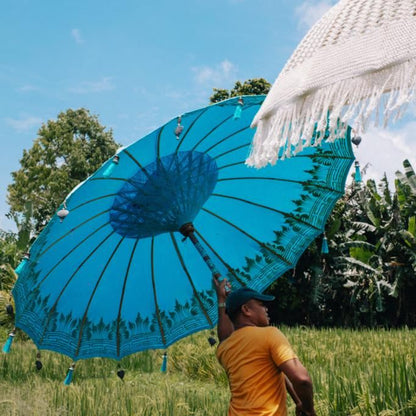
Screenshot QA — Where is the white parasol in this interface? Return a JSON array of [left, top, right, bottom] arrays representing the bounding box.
[[247, 0, 416, 167]]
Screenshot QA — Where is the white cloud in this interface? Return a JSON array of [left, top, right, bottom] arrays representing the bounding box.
[[295, 1, 336, 30], [69, 77, 115, 94], [71, 28, 84, 44], [192, 60, 237, 85], [352, 121, 416, 186], [5, 116, 42, 132]]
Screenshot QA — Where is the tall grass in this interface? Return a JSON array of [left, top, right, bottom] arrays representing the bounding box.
[[288, 327, 416, 415], [1, 327, 415, 415]]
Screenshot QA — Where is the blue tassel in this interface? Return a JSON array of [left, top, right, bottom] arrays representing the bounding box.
[[321, 236, 329, 254], [64, 365, 75, 385], [2, 332, 15, 353], [160, 352, 167, 373], [103, 163, 116, 178], [233, 97, 244, 119], [354, 161, 362, 183], [15, 257, 29, 274], [14, 259, 27, 274], [103, 155, 119, 178]]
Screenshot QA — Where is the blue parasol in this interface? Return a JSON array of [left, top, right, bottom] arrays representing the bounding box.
[[12, 95, 354, 361]]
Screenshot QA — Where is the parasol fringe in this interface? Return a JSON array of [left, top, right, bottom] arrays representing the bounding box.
[[247, 57, 416, 168]]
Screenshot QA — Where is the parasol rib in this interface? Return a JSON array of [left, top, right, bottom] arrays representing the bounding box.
[[190, 114, 234, 152], [69, 194, 118, 212], [201, 208, 292, 266], [38, 231, 116, 346], [211, 193, 322, 231], [218, 155, 351, 171], [203, 127, 250, 153], [75, 235, 125, 358], [90, 177, 130, 183], [217, 161, 244, 171], [39, 210, 110, 258], [116, 239, 139, 358], [213, 143, 250, 160], [36, 222, 110, 288], [156, 125, 165, 159], [124, 150, 152, 179], [190, 104, 259, 153], [150, 237, 166, 346], [123, 148, 177, 193], [217, 176, 344, 195], [175, 107, 210, 153], [169, 233, 213, 327]]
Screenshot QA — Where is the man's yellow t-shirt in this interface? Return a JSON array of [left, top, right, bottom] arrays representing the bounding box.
[[216, 326, 297, 416]]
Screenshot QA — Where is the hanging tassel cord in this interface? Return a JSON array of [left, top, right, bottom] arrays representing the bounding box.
[[354, 160, 362, 183], [233, 97, 244, 120], [160, 352, 168, 373], [321, 234, 329, 255], [64, 362, 76, 385], [103, 154, 120, 178]]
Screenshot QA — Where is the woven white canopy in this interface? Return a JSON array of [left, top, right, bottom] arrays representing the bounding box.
[[247, 0, 416, 167]]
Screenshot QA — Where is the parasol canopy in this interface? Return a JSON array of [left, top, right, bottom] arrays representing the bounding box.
[[12, 95, 354, 361], [247, 0, 416, 167]]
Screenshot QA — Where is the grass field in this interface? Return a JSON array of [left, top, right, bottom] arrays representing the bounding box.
[[1, 326, 415, 415]]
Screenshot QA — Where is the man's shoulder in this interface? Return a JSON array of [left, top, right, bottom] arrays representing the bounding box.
[[250, 325, 282, 335], [235, 325, 282, 341], [217, 326, 282, 347]]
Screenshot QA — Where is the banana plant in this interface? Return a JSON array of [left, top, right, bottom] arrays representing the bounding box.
[[329, 161, 416, 325]]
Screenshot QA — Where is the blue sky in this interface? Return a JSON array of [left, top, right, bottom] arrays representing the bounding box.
[[1, 0, 415, 231]]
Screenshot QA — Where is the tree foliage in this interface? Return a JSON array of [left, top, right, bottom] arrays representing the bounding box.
[[209, 78, 271, 103], [7, 109, 120, 232], [268, 160, 416, 328], [0, 206, 34, 326]]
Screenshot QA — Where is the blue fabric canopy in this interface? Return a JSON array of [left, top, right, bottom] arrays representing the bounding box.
[[13, 95, 354, 360]]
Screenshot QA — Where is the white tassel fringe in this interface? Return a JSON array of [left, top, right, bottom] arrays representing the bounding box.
[[246, 58, 416, 168]]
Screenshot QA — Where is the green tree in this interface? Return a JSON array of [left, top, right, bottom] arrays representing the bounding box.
[[0, 231, 19, 292], [210, 78, 271, 103], [319, 162, 416, 327], [0, 238, 17, 327], [268, 160, 416, 328], [7, 109, 120, 233], [0, 202, 38, 326]]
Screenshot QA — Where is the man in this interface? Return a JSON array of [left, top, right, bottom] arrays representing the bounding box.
[[214, 278, 316, 416]]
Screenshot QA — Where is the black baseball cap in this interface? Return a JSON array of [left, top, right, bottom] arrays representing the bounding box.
[[226, 287, 275, 314]]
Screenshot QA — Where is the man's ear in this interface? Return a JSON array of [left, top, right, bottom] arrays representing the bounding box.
[[240, 303, 251, 316]]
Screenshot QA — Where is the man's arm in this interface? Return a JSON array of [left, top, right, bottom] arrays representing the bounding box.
[[285, 376, 303, 415], [279, 358, 316, 416], [213, 277, 234, 342]]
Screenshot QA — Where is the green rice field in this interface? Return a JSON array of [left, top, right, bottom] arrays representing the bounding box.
[[1, 327, 415, 415]]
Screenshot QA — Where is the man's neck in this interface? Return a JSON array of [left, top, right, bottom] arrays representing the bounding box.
[[233, 322, 256, 330]]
